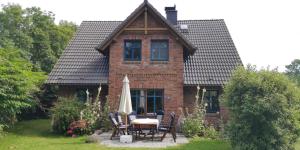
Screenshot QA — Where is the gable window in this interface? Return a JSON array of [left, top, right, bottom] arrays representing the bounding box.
[[151, 40, 169, 61], [203, 90, 220, 113], [124, 40, 141, 61]]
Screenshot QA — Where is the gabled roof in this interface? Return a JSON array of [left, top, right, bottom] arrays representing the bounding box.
[[46, 20, 242, 86], [95, 0, 197, 55], [46, 21, 120, 85], [179, 20, 243, 85]]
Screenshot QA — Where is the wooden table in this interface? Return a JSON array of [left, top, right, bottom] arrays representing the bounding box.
[[130, 118, 159, 141]]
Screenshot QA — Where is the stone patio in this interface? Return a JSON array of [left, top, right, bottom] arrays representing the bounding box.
[[95, 132, 189, 148]]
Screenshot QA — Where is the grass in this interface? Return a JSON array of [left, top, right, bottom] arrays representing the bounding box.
[[296, 138, 300, 150], [0, 119, 231, 150]]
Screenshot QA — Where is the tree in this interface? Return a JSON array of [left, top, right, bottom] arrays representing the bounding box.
[[286, 59, 300, 86], [0, 5, 33, 54], [0, 4, 76, 132], [0, 4, 77, 73], [0, 47, 46, 127], [223, 66, 300, 150]]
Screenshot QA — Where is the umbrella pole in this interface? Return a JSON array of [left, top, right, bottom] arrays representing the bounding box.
[[125, 114, 128, 135]]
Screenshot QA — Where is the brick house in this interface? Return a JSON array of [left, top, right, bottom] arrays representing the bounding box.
[[46, 1, 242, 124]]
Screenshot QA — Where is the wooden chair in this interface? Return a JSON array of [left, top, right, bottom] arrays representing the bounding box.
[[115, 112, 124, 125], [158, 112, 176, 142], [156, 110, 164, 125], [127, 111, 137, 124], [109, 112, 126, 140], [127, 111, 142, 137]]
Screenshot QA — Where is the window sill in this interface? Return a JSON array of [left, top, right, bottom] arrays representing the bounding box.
[[150, 61, 169, 64], [123, 61, 141, 64]]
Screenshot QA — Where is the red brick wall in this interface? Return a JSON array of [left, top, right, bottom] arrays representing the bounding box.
[[107, 12, 184, 121], [106, 12, 229, 125], [108, 33, 184, 119]]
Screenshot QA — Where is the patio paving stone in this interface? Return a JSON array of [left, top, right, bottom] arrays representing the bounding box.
[[96, 132, 189, 148]]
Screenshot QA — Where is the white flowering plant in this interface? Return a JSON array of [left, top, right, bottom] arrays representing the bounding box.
[[182, 86, 219, 138], [81, 86, 111, 133], [81, 87, 102, 134], [81, 102, 101, 134]]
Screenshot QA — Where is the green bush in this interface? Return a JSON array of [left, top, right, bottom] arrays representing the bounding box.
[[182, 117, 204, 137], [0, 124, 5, 138], [51, 97, 84, 134], [81, 103, 100, 134], [204, 126, 219, 139], [100, 97, 111, 132], [81, 92, 111, 133], [223, 66, 300, 150]]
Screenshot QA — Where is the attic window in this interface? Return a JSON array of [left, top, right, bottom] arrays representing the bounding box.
[[180, 24, 188, 30], [180, 24, 188, 33]]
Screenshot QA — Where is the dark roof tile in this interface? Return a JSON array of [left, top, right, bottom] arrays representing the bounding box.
[[46, 19, 242, 86], [46, 21, 120, 85], [178, 20, 242, 85]]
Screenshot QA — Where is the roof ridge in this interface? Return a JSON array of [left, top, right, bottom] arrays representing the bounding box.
[[82, 20, 122, 22], [80, 19, 224, 23], [178, 19, 224, 21]]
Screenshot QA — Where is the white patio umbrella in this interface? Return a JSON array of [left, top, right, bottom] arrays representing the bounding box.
[[118, 75, 132, 134]]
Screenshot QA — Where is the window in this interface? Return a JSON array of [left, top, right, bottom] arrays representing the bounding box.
[[151, 40, 169, 61], [203, 90, 219, 113], [130, 89, 164, 115], [147, 89, 163, 113], [131, 90, 141, 113], [124, 40, 141, 61]]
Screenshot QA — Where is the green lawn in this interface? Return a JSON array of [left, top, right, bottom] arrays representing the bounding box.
[[296, 138, 300, 150], [0, 119, 231, 150]]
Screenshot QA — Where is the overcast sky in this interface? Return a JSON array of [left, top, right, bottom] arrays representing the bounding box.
[[2, 0, 300, 72]]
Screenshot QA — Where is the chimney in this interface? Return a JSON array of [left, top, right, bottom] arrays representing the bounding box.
[[165, 5, 177, 25]]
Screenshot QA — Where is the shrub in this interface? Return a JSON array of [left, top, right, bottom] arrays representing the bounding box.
[[182, 85, 219, 138], [182, 117, 204, 137], [81, 103, 101, 134], [67, 120, 88, 136], [51, 97, 84, 134], [204, 125, 219, 139], [81, 88, 110, 133], [99, 96, 111, 132], [223, 66, 300, 150], [0, 124, 5, 138]]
